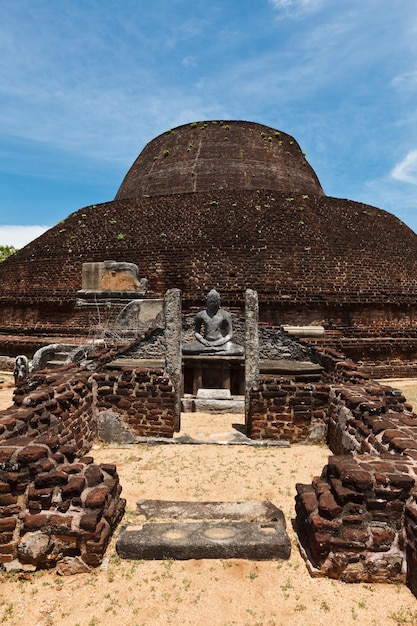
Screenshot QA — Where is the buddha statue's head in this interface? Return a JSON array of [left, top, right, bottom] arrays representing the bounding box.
[[206, 289, 221, 312]]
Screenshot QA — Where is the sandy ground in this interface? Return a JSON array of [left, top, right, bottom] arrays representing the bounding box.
[[0, 373, 417, 626]]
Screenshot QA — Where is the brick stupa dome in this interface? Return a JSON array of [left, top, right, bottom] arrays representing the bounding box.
[[1, 119, 417, 345], [115, 121, 324, 199]]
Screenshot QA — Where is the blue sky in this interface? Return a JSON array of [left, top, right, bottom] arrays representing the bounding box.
[[1, 0, 417, 247]]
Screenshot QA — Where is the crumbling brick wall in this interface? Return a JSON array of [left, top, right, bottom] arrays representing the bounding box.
[[291, 343, 417, 589], [0, 359, 175, 569], [243, 340, 417, 591], [5, 366, 96, 453], [326, 383, 415, 456], [302, 336, 417, 379], [405, 497, 417, 596], [0, 444, 124, 568], [296, 454, 414, 583], [0, 364, 127, 568]]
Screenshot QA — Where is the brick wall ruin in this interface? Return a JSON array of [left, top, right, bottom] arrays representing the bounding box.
[[243, 343, 417, 590], [3, 337, 417, 592], [0, 358, 176, 570], [296, 454, 412, 583], [288, 346, 417, 587]]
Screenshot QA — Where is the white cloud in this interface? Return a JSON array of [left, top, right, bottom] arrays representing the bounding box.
[[182, 56, 197, 68], [391, 150, 417, 185], [268, 0, 326, 18], [0, 225, 50, 248], [392, 71, 417, 89]]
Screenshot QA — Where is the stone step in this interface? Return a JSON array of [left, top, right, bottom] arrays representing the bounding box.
[[181, 397, 244, 413], [116, 499, 290, 561]]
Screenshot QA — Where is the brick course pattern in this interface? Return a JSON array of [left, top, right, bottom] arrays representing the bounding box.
[[2, 188, 417, 337], [247, 378, 329, 441], [95, 368, 175, 438], [290, 345, 417, 587]]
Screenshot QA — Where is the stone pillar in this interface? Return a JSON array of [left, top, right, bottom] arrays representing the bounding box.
[[245, 289, 259, 430], [164, 289, 182, 432]]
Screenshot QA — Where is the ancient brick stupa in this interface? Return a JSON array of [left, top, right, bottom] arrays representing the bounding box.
[[1, 120, 417, 358]]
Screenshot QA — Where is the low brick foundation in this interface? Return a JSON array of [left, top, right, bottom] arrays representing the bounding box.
[[0, 365, 126, 568], [0, 445, 125, 568], [327, 382, 416, 456], [247, 377, 329, 442]]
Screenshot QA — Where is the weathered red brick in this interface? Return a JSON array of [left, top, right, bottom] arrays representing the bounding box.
[[318, 491, 343, 519], [84, 464, 104, 487], [84, 486, 109, 509], [23, 513, 49, 531], [80, 510, 102, 531], [0, 518, 17, 532], [61, 475, 86, 499]]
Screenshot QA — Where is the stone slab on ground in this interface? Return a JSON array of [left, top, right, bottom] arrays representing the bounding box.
[[182, 398, 244, 413], [196, 388, 232, 399], [136, 499, 286, 526], [137, 434, 291, 446], [116, 520, 291, 561], [117, 498, 290, 561]]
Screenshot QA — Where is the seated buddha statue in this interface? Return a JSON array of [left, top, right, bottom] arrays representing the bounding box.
[[182, 289, 244, 356]]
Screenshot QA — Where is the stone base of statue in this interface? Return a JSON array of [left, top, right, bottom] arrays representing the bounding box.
[[182, 341, 244, 356], [182, 354, 245, 396]]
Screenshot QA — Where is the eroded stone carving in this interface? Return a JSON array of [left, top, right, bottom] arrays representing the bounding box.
[[79, 260, 148, 295], [14, 355, 30, 384], [182, 289, 244, 355], [101, 260, 148, 292]]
